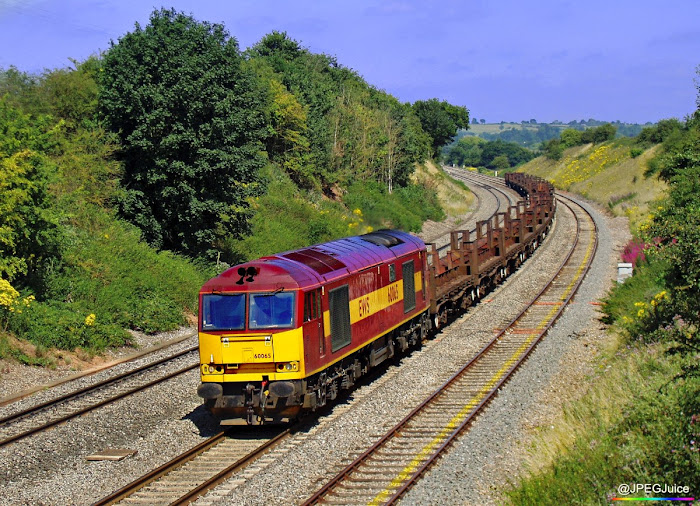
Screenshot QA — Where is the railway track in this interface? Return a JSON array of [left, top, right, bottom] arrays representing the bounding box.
[[94, 426, 292, 506], [89, 174, 533, 506], [0, 345, 199, 448], [433, 175, 514, 254], [301, 194, 596, 505]]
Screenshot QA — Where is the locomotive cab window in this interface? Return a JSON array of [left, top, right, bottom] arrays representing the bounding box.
[[303, 289, 322, 322], [389, 264, 396, 283], [202, 293, 245, 331], [249, 292, 295, 329]]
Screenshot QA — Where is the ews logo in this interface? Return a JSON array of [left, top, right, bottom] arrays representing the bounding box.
[[387, 284, 400, 304], [358, 296, 371, 318]]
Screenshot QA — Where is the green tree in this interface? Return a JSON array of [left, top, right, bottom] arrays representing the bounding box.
[[491, 154, 510, 170], [37, 58, 100, 128], [637, 118, 683, 146], [0, 98, 61, 282], [592, 123, 617, 142], [248, 32, 336, 186], [99, 8, 268, 258], [560, 128, 582, 147], [0, 67, 39, 112], [445, 136, 483, 167], [412, 98, 470, 158], [543, 138, 564, 160], [480, 139, 534, 167], [249, 31, 430, 192]]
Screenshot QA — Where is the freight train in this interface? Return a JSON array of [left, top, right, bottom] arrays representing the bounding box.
[[196, 173, 555, 424]]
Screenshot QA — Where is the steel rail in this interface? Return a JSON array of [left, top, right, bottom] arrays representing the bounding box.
[[92, 430, 229, 506], [93, 427, 293, 506], [0, 345, 197, 426], [0, 331, 197, 407], [169, 428, 292, 506], [0, 358, 198, 448]]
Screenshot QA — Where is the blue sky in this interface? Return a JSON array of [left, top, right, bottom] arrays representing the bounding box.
[[1, 0, 698, 123]]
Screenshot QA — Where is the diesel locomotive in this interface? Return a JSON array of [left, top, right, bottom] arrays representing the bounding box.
[[197, 173, 555, 424]]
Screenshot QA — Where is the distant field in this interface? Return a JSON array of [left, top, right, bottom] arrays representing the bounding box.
[[464, 123, 567, 135]]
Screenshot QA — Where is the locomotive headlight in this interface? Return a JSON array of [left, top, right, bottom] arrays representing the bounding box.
[[208, 365, 215, 373], [285, 363, 293, 371]]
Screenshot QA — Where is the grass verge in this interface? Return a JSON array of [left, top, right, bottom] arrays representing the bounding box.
[[506, 340, 699, 504]]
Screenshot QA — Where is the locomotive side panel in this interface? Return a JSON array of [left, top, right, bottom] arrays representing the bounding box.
[[305, 250, 428, 377]]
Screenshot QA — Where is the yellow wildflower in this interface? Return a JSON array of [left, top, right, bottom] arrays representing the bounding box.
[[85, 313, 96, 326], [0, 279, 19, 310]]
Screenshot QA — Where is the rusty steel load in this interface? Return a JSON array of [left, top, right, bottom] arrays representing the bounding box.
[[196, 173, 555, 424]]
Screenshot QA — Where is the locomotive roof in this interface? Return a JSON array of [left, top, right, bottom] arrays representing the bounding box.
[[201, 230, 425, 293]]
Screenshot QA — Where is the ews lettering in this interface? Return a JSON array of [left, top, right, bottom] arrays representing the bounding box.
[[358, 296, 371, 318], [387, 284, 400, 303]]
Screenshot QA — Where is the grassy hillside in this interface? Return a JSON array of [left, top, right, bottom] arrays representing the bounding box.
[[517, 139, 667, 230], [506, 110, 700, 502], [416, 160, 474, 218]]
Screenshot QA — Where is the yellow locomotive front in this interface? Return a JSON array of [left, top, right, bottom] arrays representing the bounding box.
[[197, 260, 313, 424]]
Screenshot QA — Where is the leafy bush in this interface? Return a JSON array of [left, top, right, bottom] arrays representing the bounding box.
[[601, 256, 667, 328], [43, 206, 207, 332], [0, 98, 63, 282], [2, 205, 210, 352], [8, 301, 131, 351], [618, 236, 645, 264], [345, 180, 444, 232], [222, 166, 351, 261]]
